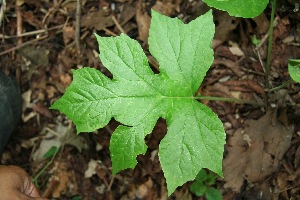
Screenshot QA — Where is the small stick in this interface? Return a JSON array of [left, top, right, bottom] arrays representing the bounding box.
[[16, 2, 23, 45], [0, 35, 48, 56], [0, 0, 6, 27], [255, 16, 279, 50], [107, 176, 114, 191], [254, 31, 269, 50], [255, 48, 266, 73], [75, 0, 81, 54], [103, 28, 118, 36], [111, 15, 126, 34], [0, 24, 64, 39]]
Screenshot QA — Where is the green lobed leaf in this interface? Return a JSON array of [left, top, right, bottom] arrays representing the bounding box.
[[288, 59, 300, 83], [202, 0, 268, 18], [51, 9, 225, 195]]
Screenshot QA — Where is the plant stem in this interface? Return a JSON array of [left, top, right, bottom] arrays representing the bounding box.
[[266, 0, 277, 89], [194, 96, 265, 107], [33, 146, 59, 188], [269, 79, 292, 92]]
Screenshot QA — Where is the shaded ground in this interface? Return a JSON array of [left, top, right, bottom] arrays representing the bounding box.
[[1, 0, 300, 199]]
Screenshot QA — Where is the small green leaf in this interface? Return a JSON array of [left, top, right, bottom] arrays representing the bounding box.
[[71, 196, 81, 200], [190, 180, 207, 197], [288, 59, 300, 83], [190, 169, 219, 196], [251, 35, 261, 46], [205, 172, 218, 186], [51, 9, 226, 196], [205, 187, 222, 200], [195, 169, 209, 182], [43, 146, 58, 159], [202, 0, 268, 18]]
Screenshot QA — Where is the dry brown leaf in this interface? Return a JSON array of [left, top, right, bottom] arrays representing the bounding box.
[[44, 162, 75, 198], [118, 4, 136, 26], [152, 1, 176, 16], [228, 41, 245, 57], [32, 103, 53, 118], [81, 9, 114, 30], [135, 178, 153, 199], [136, 0, 151, 42], [224, 80, 266, 98], [22, 11, 42, 28], [84, 159, 100, 178], [173, 187, 192, 200], [63, 26, 75, 45], [18, 45, 49, 67], [223, 110, 293, 192], [253, 12, 269, 34], [174, 0, 183, 12], [46, 85, 57, 99], [213, 59, 243, 77], [214, 10, 240, 41]]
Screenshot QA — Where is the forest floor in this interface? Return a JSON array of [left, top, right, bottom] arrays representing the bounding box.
[[1, 0, 300, 199]]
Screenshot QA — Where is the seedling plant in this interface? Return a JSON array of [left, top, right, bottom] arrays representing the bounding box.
[[50, 0, 299, 196], [189, 169, 222, 200]]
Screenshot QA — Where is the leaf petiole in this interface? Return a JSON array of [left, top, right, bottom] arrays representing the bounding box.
[[194, 96, 265, 106]]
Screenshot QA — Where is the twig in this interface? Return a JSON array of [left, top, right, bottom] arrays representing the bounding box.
[[107, 176, 114, 191], [0, 0, 6, 27], [255, 48, 266, 73], [255, 31, 269, 50], [0, 24, 64, 39], [16, 1, 23, 45], [147, 54, 160, 71], [103, 28, 118, 36], [0, 35, 48, 56], [75, 0, 81, 54], [42, 0, 63, 25], [112, 15, 126, 34]]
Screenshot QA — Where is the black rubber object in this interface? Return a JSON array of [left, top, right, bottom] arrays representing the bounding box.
[[0, 70, 22, 154]]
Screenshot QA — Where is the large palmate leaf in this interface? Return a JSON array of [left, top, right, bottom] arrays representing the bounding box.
[[51, 10, 225, 195], [202, 0, 268, 18]]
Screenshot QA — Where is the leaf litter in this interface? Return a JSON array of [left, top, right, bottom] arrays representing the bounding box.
[[223, 109, 293, 192], [1, 0, 300, 199]]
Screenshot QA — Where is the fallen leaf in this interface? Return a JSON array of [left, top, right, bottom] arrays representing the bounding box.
[[228, 41, 245, 57], [18, 45, 49, 67], [136, 0, 151, 42], [51, 162, 73, 198], [152, 1, 176, 16], [252, 12, 269, 34], [81, 9, 114, 30], [32, 123, 87, 162], [118, 3, 136, 27], [213, 59, 243, 77], [214, 10, 240, 42], [223, 110, 293, 192], [85, 159, 101, 178], [32, 103, 53, 118], [63, 26, 75, 45]]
